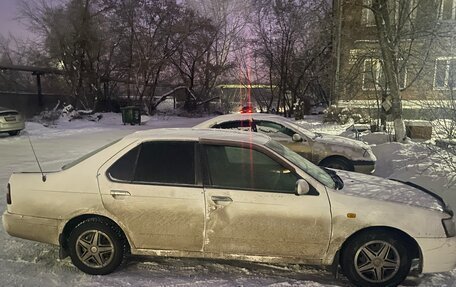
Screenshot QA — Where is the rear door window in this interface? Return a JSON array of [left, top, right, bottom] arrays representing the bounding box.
[[108, 141, 196, 186], [213, 120, 255, 131], [107, 145, 140, 182], [134, 141, 196, 185]]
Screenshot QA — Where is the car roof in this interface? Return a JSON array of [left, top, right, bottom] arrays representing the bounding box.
[[0, 107, 18, 112], [124, 128, 272, 145], [194, 113, 290, 128]]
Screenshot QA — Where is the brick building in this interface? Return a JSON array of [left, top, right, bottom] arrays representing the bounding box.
[[332, 0, 456, 117]]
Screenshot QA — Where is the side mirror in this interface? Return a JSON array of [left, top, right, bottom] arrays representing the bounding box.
[[295, 179, 310, 195], [292, 133, 303, 142]]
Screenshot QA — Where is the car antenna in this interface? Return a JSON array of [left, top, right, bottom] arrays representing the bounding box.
[[27, 133, 46, 182]]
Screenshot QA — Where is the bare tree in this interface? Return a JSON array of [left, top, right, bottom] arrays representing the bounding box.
[[108, 0, 187, 111], [0, 35, 36, 92], [251, 0, 332, 117], [358, 0, 440, 140], [19, 0, 191, 112], [19, 0, 110, 109], [185, 0, 249, 99], [13, 0, 334, 116], [169, 9, 217, 100]]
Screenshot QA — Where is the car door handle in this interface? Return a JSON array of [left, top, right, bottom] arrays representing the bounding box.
[[211, 196, 232, 205], [110, 190, 131, 197]]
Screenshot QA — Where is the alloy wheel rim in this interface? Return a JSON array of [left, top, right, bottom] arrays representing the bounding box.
[[75, 230, 114, 269], [354, 240, 400, 283]]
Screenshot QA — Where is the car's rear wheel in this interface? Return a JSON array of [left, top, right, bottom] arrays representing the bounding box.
[[8, 130, 20, 136], [320, 157, 353, 171], [341, 231, 411, 287], [68, 218, 127, 275]]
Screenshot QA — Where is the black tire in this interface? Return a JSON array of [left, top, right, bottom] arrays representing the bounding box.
[[341, 231, 411, 287], [320, 157, 353, 171], [68, 218, 127, 275], [8, 130, 20, 136]]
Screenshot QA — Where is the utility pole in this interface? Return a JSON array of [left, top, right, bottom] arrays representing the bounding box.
[[32, 71, 44, 107]]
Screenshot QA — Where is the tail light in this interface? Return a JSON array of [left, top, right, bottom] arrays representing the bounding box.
[[6, 183, 11, 204]]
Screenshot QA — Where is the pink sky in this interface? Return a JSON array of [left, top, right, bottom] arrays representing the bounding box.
[[0, 0, 35, 40]]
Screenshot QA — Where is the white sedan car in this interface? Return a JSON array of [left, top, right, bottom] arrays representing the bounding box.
[[0, 106, 25, 136], [194, 113, 376, 174], [3, 129, 455, 287]]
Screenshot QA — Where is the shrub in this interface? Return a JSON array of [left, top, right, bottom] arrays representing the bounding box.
[[323, 105, 370, 124]]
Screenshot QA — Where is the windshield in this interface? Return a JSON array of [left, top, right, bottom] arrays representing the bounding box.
[[285, 121, 317, 139], [265, 139, 336, 189], [62, 138, 121, 170]]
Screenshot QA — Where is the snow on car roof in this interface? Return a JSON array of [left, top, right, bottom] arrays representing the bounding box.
[[194, 113, 289, 128], [124, 127, 272, 145], [0, 106, 17, 112]]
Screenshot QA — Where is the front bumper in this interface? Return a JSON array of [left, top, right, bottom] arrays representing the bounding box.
[[2, 211, 59, 245], [352, 160, 376, 174], [416, 236, 456, 273]]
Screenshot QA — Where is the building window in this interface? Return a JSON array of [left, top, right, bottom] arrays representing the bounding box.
[[362, 0, 417, 25], [434, 57, 456, 89], [362, 59, 407, 91], [362, 0, 376, 26], [440, 0, 456, 20], [363, 59, 382, 90]]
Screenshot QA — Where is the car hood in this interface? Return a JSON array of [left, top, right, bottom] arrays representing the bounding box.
[[335, 170, 444, 211], [315, 133, 369, 150]]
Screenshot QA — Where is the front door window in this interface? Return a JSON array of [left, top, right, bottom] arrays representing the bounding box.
[[204, 144, 299, 193], [255, 120, 295, 141]]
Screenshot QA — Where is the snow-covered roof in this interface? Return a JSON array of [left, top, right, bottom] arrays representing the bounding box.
[[0, 106, 17, 112], [124, 127, 272, 145], [194, 113, 290, 128]]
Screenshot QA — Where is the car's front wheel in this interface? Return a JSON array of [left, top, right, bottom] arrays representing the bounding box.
[[68, 218, 127, 275], [341, 231, 411, 287]]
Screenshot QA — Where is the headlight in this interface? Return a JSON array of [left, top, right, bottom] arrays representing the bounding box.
[[442, 217, 456, 237]]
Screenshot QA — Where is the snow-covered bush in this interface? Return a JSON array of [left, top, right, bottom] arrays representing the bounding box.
[[62, 104, 74, 114], [34, 109, 61, 125], [33, 103, 102, 125], [60, 104, 100, 121], [67, 110, 82, 120], [32, 101, 62, 125], [323, 105, 370, 124]]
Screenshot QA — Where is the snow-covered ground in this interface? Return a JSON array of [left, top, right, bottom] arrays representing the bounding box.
[[0, 113, 455, 286]]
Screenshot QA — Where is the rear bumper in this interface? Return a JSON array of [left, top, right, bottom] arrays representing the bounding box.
[[0, 121, 25, 133], [2, 211, 59, 245], [352, 160, 375, 174], [417, 236, 456, 273]]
